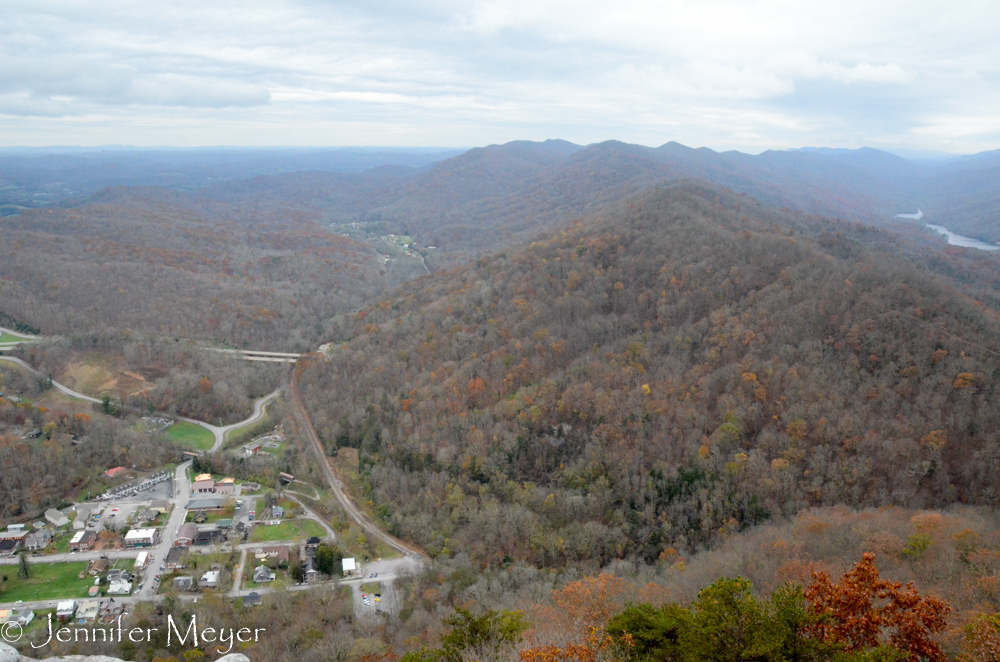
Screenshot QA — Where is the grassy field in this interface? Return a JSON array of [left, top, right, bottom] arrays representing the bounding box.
[[0, 332, 27, 344], [250, 519, 325, 543], [362, 582, 380, 594], [330, 448, 402, 559], [223, 402, 274, 448], [167, 421, 215, 451], [0, 561, 91, 602]]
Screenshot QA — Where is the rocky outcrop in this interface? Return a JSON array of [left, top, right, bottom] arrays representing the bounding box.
[[0, 644, 249, 662]]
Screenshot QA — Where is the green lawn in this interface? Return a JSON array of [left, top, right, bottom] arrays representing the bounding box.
[[0, 332, 36, 344], [167, 421, 215, 451], [362, 582, 380, 594], [0, 562, 91, 602], [250, 519, 325, 543], [52, 532, 73, 554]]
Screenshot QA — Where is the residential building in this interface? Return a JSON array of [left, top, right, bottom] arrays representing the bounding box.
[[149, 499, 170, 514], [69, 530, 97, 552], [305, 536, 321, 550], [304, 557, 320, 583], [107, 579, 132, 595], [132, 507, 153, 523], [0, 608, 10, 623], [272, 506, 284, 518], [253, 565, 276, 583], [56, 601, 77, 621], [253, 546, 290, 566], [175, 522, 197, 547], [173, 576, 194, 591], [193, 473, 215, 493], [243, 591, 262, 607], [87, 559, 109, 576], [278, 472, 295, 483], [165, 547, 188, 570], [24, 529, 52, 551], [134, 551, 148, 569], [12, 606, 35, 626], [200, 570, 220, 588], [76, 600, 100, 623], [123, 528, 159, 548], [7, 523, 25, 532], [107, 569, 131, 582]]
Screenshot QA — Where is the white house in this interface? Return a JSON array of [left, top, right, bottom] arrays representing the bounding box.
[[56, 601, 77, 620], [201, 570, 220, 588], [107, 579, 132, 595], [342, 557, 356, 576]]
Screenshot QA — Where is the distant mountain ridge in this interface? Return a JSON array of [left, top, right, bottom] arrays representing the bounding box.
[[181, 138, 997, 258]]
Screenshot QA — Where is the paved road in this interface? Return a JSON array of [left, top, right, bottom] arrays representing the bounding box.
[[0, 355, 279, 452], [212, 387, 281, 451], [285, 494, 338, 540], [133, 461, 192, 600], [0, 355, 102, 404]]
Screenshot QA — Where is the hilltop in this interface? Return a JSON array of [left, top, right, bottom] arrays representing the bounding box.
[[297, 182, 1000, 566]]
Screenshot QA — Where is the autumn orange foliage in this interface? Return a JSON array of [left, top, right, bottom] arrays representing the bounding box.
[[804, 552, 950, 661], [551, 573, 628, 631], [520, 628, 633, 662]]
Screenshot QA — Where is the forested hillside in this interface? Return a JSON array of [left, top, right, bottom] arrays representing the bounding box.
[[4, 140, 999, 351], [297, 182, 1000, 567], [0, 186, 391, 349]]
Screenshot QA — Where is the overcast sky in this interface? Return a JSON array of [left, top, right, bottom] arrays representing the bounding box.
[[2, 0, 998, 153]]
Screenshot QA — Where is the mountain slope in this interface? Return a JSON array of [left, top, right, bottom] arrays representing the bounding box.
[[298, 182, 1000, 566]]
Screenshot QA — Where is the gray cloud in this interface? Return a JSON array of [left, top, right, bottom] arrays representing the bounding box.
[[1, 0, 998, 151]]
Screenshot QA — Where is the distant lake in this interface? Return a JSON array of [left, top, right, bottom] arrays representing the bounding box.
[[926, 224, 1000, 251]]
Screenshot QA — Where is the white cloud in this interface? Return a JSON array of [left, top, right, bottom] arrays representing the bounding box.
[[0, 0, 997, 151]]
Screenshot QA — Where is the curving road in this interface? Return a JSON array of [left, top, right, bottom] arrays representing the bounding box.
[[209, 387, 281, 451], [0, 355, 280, 452]]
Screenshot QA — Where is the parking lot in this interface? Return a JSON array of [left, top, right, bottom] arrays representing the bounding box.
[[97, 471, 172, 502]]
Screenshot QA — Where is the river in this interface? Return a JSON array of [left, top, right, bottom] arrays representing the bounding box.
[[926, 224, 1000, 251]]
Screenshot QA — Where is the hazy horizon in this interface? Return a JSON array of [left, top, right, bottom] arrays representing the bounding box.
[[0, 141, 986, 160]]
